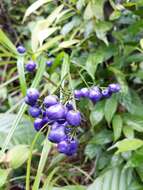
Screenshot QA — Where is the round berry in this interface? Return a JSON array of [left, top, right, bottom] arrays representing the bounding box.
[[66, 101, 74, 110], [43, 95, 58, 108], [46, 103, 66, 120], [80, 88, 89, 97], [57, 140, 69, 154], [66, 110, 81, 126], [48, 125, 66, 143], [24, 96, 36, 106], [25, 61, 36, 72], [17, 45, 26, 54], [74, 90, 82, 99], [66, 139, 78, 156], [102, 87, 111, 98], [46, 60, 53, 67], [28, 107, 41, 118], [27, 88, 39, 101], [34, 118, 43, 131], [89, 87, 102, 103], [108, 83, 121, 93]]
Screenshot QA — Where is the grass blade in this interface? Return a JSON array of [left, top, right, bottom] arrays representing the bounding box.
[[17, 56, 27, 96]]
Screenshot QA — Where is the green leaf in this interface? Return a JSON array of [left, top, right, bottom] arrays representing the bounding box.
[[104, 95, 118, 124], [17, 56, 27, 96], [92, 0, 105, 20], [59, 40, 79, 48], [0, 29, 17, 55], [0, 168, 11, 188], [31, 5, 64, 52], [52, 186, 86, 190], [0, 114, 43, 148], [7, 145, 30, 169], [84, 144, 101, 159], [95, 21, 113, 45], [123, 126, 134, 139], [87, 166, 132, 190], [90, 129, 113, 145], [112, 115, 123, 141], [32, 137, 52, 190], [2, 57, 46, 153], [23, 0, 52, 22], [83, 2, 94, 20], [90, 101, 104, 126], [123, 114, 143, 132], [113, 138, 143, 154]]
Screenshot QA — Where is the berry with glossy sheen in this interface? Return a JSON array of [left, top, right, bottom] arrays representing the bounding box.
[[66, 101, 74, 110], [17, 45, 26, 54], [58, 139, 78, 156], [48, 125, 66, 143], [74, 90, 82, 99], [66, 110, 81, 126], [34, 118, 43, 131], [102, 87, 111, 98], [80, 88, 89, 97], [108, 83, 121, 93], [24, 96, 36, 106], [25, 61, 36, 72], [46, 60, 53, 67], [43, 95, 58, 108], [28, 107, 41, 118], [46, 103, 66, 120], [27, 88, 40, 101], [89, 87, 102, 103]]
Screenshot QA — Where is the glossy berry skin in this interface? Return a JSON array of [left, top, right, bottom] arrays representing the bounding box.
[[89, 87, 102, 103], [74, 90, 82, 99], [43, 95, 58, 108], [80, 88, 89, 97], [26, 88, 39, 101], [48, 125, 66, 143], [28, 107, 41, 118], [46, 103, 66, 120], [66, 101, 74, 110], [58, 138, 78, 156], [34, 118, 43, 131], [24, 96, 36, 106], [102, 87, 111, 98], [17, 45, 26, 54], [46, 60, 53, 67], [108, 83, 121, 93], [66, 110, 81, 126], [25, 61, 36, 72]]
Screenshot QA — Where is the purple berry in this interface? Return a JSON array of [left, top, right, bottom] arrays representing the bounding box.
[[80, 88, 89, 97], [24, 96, 36, 106], [108, 83, 121, 93], [74, 90, 82, 99], [102, 87, 111, 98], [66, 110, 81, 126], [17, 45, 26, 54], [46, 60, 53, 67], [89, 87, 102, 103], [66, 101, 74, 110], [34, 118, 43, 131], [27, 88, 40, 101], [46, 103, 66, 120], [48, 125, 66, 143], [58, 138, 78, 156], [66, 139, 78, 156], [28, 107, 41, 118], [25, 61, 36, 72], [43, 95, 58, 108]]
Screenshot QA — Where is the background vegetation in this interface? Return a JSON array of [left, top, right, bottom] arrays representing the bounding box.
[[1, 0, 143, 189]]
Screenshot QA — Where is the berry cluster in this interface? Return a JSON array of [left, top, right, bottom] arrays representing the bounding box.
[[16, 45, 53, 72], [24, 88, 81, 156], [74, 83, 120, 103]]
